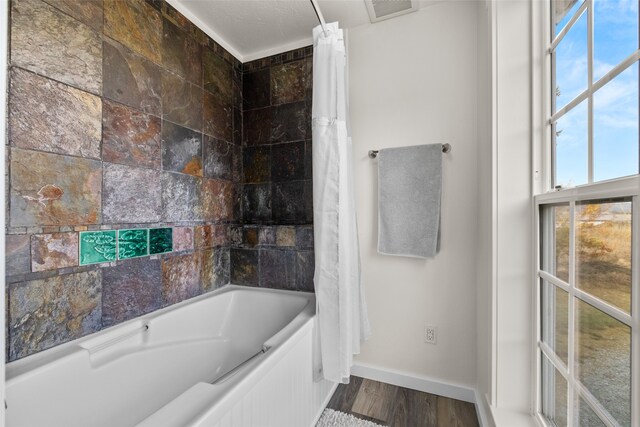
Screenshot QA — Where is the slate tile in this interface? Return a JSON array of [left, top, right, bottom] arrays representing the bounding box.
[[203, 91, 232, 142], [203, 48, 232, 104], [163, 2, 206, 45], [42, 0, 103, 31], [10, 148, 102, 226], [272, 101, 307, 143], [173, 227, 194, 252], [161, 252, 202, 305], [9, 68, 101, 159], [102, 99, 161, 169], [31, 232, 78, 272], [8, 270, 102, 360], [144, 0, 162, 12], [6, 235, 30, 276], [102, 257, 162, 326], [243, 69, 270, 110], [296, 226, 314, 249], [229, 225, 243, 247], [201, 247, 229, 292], [259, 226, 276, 246], [259, 249, 296, 290], [103, 163, 162, 223], [162, 18, 201, 84], [202, 178, 234, 221], [272, 141, 305, 181], [296, 251, 315, 292], [242, 226, 259, 248], [271, 60, 307, 105], [162, 172, 203, 221], [162, 121, 202, 177], [162, 71, 203, 131], [230, 249, 258, 286], [233, 107, 242, 145], [231, 144, 242, 183], [232, 67, 242, 110], [104, 0, 162, 63], [232, 183, 242, 221], [305, 140, 313, 179], [243, 107, 272, 146], [103, 38, 162, 116], [11, 0, 102, 94], [194, 224, 212, 249], [276, 226, 296, 247], [203, 136, 233, 180], [272, 181, 306, 223], [243, 146, 271, 183], [242, 184, 271, 222]]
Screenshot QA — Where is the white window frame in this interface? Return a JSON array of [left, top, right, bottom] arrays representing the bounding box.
[[534, 1, 640, 426]]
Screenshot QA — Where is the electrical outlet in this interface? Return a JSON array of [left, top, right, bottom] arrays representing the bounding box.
[[425, 325, 437, 344]]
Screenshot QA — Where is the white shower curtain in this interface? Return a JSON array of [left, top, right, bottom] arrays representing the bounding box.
[[312, 22, 371, 384]]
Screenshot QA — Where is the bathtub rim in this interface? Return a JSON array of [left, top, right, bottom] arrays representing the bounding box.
[[6, 285, 316, 382]]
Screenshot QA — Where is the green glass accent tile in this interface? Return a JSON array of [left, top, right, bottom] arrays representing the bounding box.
[[149, 227, 172, 255], [118, 229, 149, 260], [79, 231, 117, 265]]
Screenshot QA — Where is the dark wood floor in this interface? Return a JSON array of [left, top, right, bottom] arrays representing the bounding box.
[[326, 376, 480, 427]]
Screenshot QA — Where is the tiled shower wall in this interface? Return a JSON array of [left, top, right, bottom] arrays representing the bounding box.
[[4, 0, 314, 362], [230, 50, 315, 292]]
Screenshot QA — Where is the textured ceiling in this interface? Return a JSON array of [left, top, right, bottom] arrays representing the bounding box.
[[168, 0, 375, 62]]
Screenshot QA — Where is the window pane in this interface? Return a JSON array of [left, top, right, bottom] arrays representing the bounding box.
[[593, 63, 639, 182], [575, 299, 631, 426], [574, 397, 607, 427], [555, 100, 588, 187], [575, 199, 632, 313], [542, 204, 570, 282], [554, 10, 588, 111], [542, 281, 569, 364], [593, 0, 639, 82], [553, 0, 584, 38], [542, 356, 568, 427]]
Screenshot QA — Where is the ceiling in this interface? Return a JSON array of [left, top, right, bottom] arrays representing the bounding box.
[[167, 0, 428, 62]]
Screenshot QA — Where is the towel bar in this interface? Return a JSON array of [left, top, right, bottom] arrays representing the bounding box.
[[368, 143, 451, 159]]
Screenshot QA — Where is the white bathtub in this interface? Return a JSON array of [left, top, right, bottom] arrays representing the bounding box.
[[6, 285, 336, 427]]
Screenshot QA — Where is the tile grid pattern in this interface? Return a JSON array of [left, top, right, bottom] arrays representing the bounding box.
[[5, 0, 314, 362], [232, 45, 315, 292]]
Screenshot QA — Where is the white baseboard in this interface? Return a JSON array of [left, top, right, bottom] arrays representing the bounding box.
[[351, 363, 489, 426], [475, 391, 496, 427]]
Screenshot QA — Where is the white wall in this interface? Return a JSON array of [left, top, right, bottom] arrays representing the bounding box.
[[348, 1, 479, 388]]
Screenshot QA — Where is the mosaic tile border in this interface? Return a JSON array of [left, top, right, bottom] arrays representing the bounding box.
[[80, 227, 172, 265]]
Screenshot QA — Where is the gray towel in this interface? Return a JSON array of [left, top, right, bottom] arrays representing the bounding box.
[[377, 144, 442, 258]]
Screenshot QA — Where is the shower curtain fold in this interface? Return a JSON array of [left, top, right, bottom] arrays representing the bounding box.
[[312, 22, 371, 384]]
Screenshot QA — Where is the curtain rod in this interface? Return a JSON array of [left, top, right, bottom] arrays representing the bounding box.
[[368, 144, 452, 159], [310, 0, 328, 36]]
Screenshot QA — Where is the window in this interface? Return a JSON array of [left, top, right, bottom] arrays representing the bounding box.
[[537, 1, 640, 427]]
